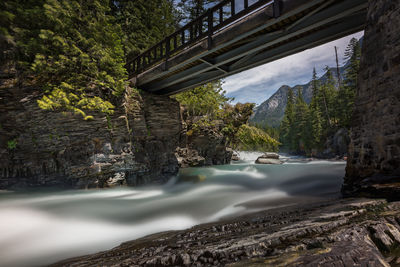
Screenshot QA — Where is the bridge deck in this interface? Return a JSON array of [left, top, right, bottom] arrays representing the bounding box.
[[128, 0, 368, 95]]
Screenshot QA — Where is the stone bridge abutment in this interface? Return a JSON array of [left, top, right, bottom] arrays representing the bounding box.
[[343, 0, 400, 199]]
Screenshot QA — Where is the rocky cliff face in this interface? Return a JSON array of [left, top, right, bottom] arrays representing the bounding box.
[[0, 80, 183, 189], [343, 0, 400, 198], [175, 116, 232, 168]]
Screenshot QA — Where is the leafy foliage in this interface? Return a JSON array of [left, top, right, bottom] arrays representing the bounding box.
[[174, 81, 279, 151], [222, 102, 256, 146], [174, 80, 232, 118], [235, 125, 280, 152], [7, 139, 17, 150], [4, 0, 127, 118]]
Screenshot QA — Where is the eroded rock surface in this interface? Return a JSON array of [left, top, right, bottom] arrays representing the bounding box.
[[53, 199, 400, 267], [176, 116, 232, 168], [0, 82, 182, 189]]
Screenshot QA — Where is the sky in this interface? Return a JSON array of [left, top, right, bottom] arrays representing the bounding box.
[[222, 31, 364, 105]]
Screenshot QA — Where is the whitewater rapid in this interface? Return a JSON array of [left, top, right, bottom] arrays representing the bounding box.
[[0, 152, 345, 266]]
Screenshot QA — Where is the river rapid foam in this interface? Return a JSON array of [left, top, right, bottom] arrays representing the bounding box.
[[0, 152, 345, 266]]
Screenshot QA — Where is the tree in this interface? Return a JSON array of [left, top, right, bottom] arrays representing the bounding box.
[[4, 0, 127, 120], [311, 67, 320, 102], [176, 0, 220, 23], [235, 124, 280, 152], [308, 68, 323, 150], [222, 102, 255, 146], [110, 0, 178, 60], [308, 103, 323, 150], [293, 88, 310, 152], [174, 80, 232, 118], [338, 37, 361, 127], [0, 1, 16, 66], [280, 88, 295, 150]]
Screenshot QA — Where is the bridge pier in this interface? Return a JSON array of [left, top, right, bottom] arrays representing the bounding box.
[[343, 0, 400, 199]]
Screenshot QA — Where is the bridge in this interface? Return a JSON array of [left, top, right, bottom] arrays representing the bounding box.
[[127, 0, 368, 95]]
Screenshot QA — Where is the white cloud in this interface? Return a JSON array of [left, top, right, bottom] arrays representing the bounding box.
[[223, 32, 364, 104]]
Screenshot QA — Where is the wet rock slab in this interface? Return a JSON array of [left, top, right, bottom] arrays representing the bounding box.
[[53, 198, 400, 266]]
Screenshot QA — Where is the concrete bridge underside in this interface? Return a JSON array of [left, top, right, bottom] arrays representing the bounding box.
[[130, 0, 368, 95]]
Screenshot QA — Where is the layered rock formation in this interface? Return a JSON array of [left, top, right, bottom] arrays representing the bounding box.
[[343, 0, 400, 198], [0, 80, 183, 189], [53, 198, 400, 267], [175, 115, 232, 168]]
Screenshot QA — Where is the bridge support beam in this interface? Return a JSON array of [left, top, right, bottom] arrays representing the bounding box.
[[343, 0, 400, 200]]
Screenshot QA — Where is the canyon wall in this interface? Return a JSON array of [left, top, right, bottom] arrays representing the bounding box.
[[0, 81, 183, 189], [343, 0, 400, 198]]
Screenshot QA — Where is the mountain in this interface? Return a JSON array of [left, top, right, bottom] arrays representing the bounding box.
[[249, 66, 345, 128], [250, 37, 363, 128]]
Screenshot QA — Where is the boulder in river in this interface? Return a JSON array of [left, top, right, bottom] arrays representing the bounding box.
[[231, 153, 240, 161], [255, 152, 282, 164]]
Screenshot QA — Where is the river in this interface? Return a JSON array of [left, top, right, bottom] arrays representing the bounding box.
[[0, 152, 345, 267]]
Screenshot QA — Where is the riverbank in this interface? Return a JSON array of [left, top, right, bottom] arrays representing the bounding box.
[[54, 198, 400, 266]]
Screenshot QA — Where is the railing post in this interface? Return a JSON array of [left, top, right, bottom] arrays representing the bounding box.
[[231, 0, 235, 16], [244, 0, 248, 9], [165, 37, 170, 71], [207, 9, 213, 50], [190, 24, 194, 41], [138, 57, 141, 72], [273, 0, 281, 18], [173, 35, 177, 51]]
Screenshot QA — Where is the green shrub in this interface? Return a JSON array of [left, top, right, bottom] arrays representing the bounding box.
[[235, 125, 280, 152], [7, 139, 17, 150]]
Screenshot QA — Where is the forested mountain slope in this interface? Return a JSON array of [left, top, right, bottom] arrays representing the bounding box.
[[250, 66, 345, 128]]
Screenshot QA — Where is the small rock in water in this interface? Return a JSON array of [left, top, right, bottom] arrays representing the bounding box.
[[255, 152, 282, 164], [231, 153, 240, 161]]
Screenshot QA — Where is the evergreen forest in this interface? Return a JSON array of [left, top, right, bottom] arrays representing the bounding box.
[[279, 38, 361, 155]]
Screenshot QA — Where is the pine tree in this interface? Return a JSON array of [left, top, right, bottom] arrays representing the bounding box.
[[280, 88, 295, 150], [293, 88, 310, 153], [338, 38, 361, 127], [308, 104, 323, 150], [8, 0, 127, 119], [110, 0, 178, 60], [177, 0, 220, 23], [311, 67, 320, 103], [318, 66, 336, 129], [308, 68, 323, 151], [0, 1, 16, 66], [324, 66, 338, 126]]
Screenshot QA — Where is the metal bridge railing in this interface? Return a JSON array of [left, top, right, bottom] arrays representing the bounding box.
[[126, 0, 281, 76]]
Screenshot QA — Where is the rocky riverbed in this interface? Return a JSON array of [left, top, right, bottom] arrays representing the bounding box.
[[54, 198, 400, 267]]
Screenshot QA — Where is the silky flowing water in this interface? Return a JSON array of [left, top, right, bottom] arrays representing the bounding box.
[[0, 152, 345, 267]]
